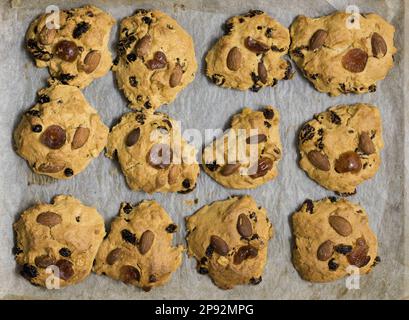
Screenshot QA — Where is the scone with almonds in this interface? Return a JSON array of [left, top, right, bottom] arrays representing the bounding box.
[[106, 111, 200, 193], [14, 84, 108, 179], [206, 10, 292, 92], [298, 103, 383, 195], [292, 197, 379, 283], [202, 107, 282, 189], [186, 196, 273, 289], [113, 9, 197, 110], [25, 5, 115, 88], [289, 11, 396, 96], [93, 200, 183, 292], [14, 195, 105, 288]]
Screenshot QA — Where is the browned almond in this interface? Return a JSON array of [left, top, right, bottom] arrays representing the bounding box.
[[35, 255, 56, 268], [233, 245, 258, 264], [347, 237, 370, 267], [147, 144, 173, 169], [244, 36, 270, 53], [139, 230, 155, 255], [106, 248, 123, 265], [237, 213, 252, 238], [55, 259, 74, 280], [83, 50, 101, 73], [36, 211, 62, 227], [41, 125, 66, 149], [38, 161, 65, 173], [146, 51, 167, 70], [371, 32, 387, 58], [358, 132, 375, 155], [317, 240, 334, 261], [334, 151, 362, 173], [210, 235, 229, 256], [39, 25, 57, 45], [341, 48, 368, 73], [246, 134, 267, 144], [307, 150, 330, 171], [135, 34, 152, 57], [309, 29, 328, 51], [169, 64, 183, 87], [220, 163, 240, 176], [249, 157, 273, 179], [226, 47, 242, 71], [55, 40, 79, 62], [328, 216, 352, 236], [71, 127, 90, 149], [125, 128, 140, 147], [258, 60, 267, 84], [119, 265, 140, 283]]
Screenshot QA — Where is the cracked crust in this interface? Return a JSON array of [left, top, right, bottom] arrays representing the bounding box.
[[14, 195, 105, 288], [292, 197, 378, 283], [289, 11, 396, 96]]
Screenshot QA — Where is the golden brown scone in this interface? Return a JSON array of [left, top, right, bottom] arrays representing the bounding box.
[[298, 103, 383, 195], [14, 195, 105, 288], [206, 10, 292, 92], [25, 5, 115, 88], [289, 11, 396, 96], [93, 200, 183, 291], [186, 196, 273, 289], [106, 110, 200, 193], [202, 107, 282, 189], [113, 9, 197, 110], [14, 84, 108, 179], [292, 197, 379, 283]]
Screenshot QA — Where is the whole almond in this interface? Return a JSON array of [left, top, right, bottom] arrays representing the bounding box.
[[244, 37, 270, 53], [210, 235, 229, 256], [342, 48, 368, 73], [328, 215, 352, 237], [220, 163, 240, 176], [106, 248, 123, 265], [334, 151, 362, 173], [169, 64, 183, 87], [71, 127, 90, 149], [39, 25, 57, 45], [135, 35, 152, 57], [83, 50, 101, 74], [120, 265, 140, 283], [36, 211, 62, 227], [38, 161, 66, 173], [226, 47, 242, 71], [237, 213, 252, 238], [307, 150, 330, 171], [317, 240, 334, 261], [309, 29, 328, 51], [233, 245, 258, 264], [139, 230, 155, 255], [258, 60, 267, 84], [358, 132, 375, 155], [249, 157, 273, 179], [371, 32, 387, 58], [125, 128, 140, 147]]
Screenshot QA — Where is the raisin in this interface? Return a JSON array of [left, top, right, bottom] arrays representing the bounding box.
[[303, 199, 314, 214], [135, 9, 149, 15], [264, 121, 271, 128], [113, 56, 119, 65], [299, 124, 315, 143], [244, 10, 264, 17], [251, 234, 259, 240], [271, 45, 285, 52], [283, 61, 293, 80], [149, 275, 157, 283], [123, 203, 133, 214], [263, 108, 274, 119], [37, 94, 50, 104], [330, 111, 341, 124], [26, 109, 41, 117], [205, 245, 214, 258], [127, 53, 137, 62], [142, 16, 152, 25], [27, 38, 37, 49], [32, 125, 43, 133], [73, 22, 90, 39], [182, 179, 191, 189], [205, 161, 219, 172], [144, 101, 152, 109], [75, 216, 80, 222], [328, 196, 337, 203], [265, 28, 273, 38], [292, 47, 305, 58], [58, 73, 75, 84], [135, 113, 146, 124], [200, 257, 208, 264], [334, 244, 353, 255], [373, 256, 381, 266], [13, 246, 23, 255], [59, 248, 71, 257], [165, 224, 177, 233], [129, 76, 138, 87], [328, 259, 339, 271], [223, 22, 234, 35], [64, 168, 74, 177], [239, 18, 245, 23], [121, 229, 137, 245], [21, 264, 38, 279], [198, 267, 208, 274], [211, 74, 225, 86], [250, 276, 262, 285], [369, 84, 376, 92]]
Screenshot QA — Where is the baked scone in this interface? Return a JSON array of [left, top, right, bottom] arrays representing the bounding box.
[[206, 10, 292, 92], [292, 197, 379, 283], [25, 5, 115, 89], [93, 200, 183, 291], [14, 195, 105, 288], [202, 107, 282, 189], [298, 103, 383, 195], [106, 111, 200, 193], [186, 196, 273, 289], [113, 9, 197, 110], [14, 84, 108, 179], [289, 11, 396, 96]]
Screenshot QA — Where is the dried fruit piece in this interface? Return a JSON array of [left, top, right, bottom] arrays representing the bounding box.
[[233, 245, 258, 264], [263, 109, 274, 119], [317, 240, 334, 261], [40, 125, 66, 149], [71, 127, 90, 149], [120, 265, 140, 283], [220, 163, 240, 176], [146, 51, 167, 70], [39, 25, 56, 45], [55, 259, 74, 280], [125, 128, 140, 147], [249, 157, 273, 179], [246, 134, 267, 144], [328, 258, 339, 271], [55, 40, 79, 62], [121, 229, 137, 244], [226, 47, 242, 71], [73, 22, 90, 39], [148, 144, 173, 169], [237, 213, 252, 238], [139, 230, 155, 255], [358, 132, 375, 155], [307, 150, 330, 171], [36, 211, 62, 227], [82, 50, 101, 73], [59, 248, 71, 257], [135, 35, 152, 57], [210, 235, 229, 256], [244, 36, 269, 53], [328, 215, 352, 236], [341, 48, 368, 73], [165, 224, 177, 233], [309, 29, 328, 51], [335, 151, 362, 173], [371, 32, 387, 58], [334, 244, 353, 255], [38, 161, 65, 173], [169, 64, 183, 87], [347, 238, 370, 267], [21, 264, 38, 279], [258, 60, 267, 84], [35, 255, 56, 268]]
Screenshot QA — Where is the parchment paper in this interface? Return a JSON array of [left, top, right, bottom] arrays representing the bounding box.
[[0, 0, 408, 300]]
